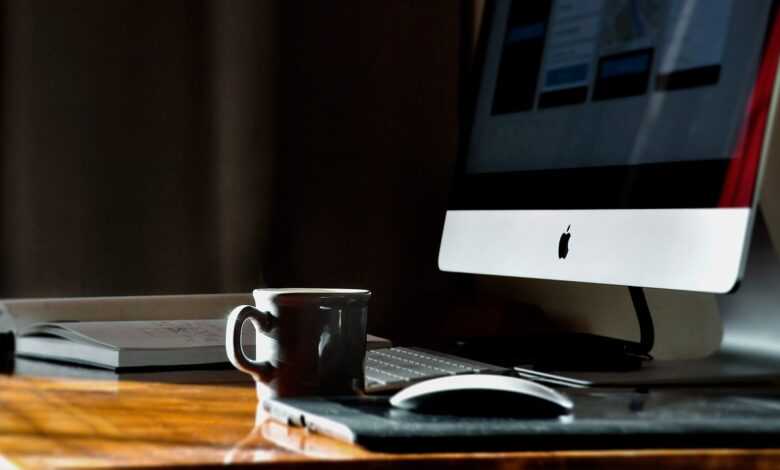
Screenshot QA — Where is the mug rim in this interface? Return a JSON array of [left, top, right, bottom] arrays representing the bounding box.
[[253, 288, 369, 295]]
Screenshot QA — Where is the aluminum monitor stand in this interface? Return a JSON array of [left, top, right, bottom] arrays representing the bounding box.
[[518, 208, 780, 387], [613, 209, 780, 386], [711, 208, 780, 381]]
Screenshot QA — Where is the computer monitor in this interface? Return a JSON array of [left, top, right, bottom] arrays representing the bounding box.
[[440, 0, 780, 295]]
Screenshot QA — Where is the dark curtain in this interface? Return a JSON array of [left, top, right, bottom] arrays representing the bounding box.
[[0, 0, 278, 297], [0, 0, 475, 340]]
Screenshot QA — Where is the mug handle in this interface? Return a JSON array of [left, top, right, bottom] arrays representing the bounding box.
[[226, 305, 276, 384]]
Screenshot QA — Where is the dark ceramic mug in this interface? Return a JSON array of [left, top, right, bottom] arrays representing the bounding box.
[[226, 288, 371, 399]]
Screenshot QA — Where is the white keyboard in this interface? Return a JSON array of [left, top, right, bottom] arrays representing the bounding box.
[[364, 347, 510, 393]]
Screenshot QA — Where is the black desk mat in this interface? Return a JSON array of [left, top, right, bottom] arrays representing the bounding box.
[[264, 389, 780, 452]]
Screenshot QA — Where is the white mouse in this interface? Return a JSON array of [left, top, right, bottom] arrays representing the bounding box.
[[389, 374, 574, 417]]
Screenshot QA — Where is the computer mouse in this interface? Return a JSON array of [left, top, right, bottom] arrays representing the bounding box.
[[389, 374, 573, 417]]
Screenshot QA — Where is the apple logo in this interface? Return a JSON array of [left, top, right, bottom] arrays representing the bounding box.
[[558, 225, 571, 259]]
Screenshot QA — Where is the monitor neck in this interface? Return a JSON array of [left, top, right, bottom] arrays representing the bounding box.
[[717, 208, 780, 362]]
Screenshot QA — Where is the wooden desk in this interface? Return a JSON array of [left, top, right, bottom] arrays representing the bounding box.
[[1, 376, 780, 469]]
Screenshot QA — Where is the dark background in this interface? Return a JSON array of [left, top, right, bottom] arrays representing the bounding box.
[[268, 1, 471, 336], [0, 0, 517, 339]]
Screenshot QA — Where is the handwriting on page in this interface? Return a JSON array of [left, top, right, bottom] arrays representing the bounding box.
[[140, 321, 225, 345]]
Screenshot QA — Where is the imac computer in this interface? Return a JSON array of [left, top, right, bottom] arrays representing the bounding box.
[[439, 0, 780, 378]]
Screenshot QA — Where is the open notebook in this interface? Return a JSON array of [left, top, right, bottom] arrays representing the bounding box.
[[17, 320, 241, 369]]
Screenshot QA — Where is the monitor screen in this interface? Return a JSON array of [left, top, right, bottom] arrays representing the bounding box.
[[440, 0, 780, 292], [452, 0, 779, 210]]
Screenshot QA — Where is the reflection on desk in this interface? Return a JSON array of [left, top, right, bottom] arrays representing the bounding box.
[[224, 402, 372, 463], [1, 376, 780, 468]]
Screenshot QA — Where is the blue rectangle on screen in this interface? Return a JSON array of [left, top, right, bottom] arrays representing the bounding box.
[[600, 54, 651, 79], [506, 23, 546, 43], [545, 64, 589, 87]]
